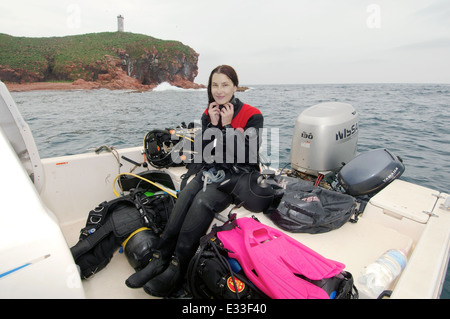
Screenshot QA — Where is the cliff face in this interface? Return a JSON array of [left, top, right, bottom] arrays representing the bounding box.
[[0, 32, 204, 90], [116, 46, 202, 89]]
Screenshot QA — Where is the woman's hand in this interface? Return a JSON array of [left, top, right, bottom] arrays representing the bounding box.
[[220, 103, 234, 126], [208, 102, 221, 126]]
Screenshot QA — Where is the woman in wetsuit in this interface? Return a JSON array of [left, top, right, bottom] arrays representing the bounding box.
[[125, 65, 264, 297]]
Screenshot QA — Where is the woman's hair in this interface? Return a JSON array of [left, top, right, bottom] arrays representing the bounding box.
[[207, 65, 239, 103]]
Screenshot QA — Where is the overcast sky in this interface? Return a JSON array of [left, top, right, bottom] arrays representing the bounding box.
[[1, 0, 449, 85]]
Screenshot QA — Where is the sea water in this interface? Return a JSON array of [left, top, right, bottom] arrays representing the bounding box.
[[11, 83, 450, 298]]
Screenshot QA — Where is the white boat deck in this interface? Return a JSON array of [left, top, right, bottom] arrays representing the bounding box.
[[51, 154, 448, 299], [61, 195, 413, 299]]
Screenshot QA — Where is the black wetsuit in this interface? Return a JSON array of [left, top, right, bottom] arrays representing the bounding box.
[[125, 98, 264, 294], [157, 97, 264, 269]]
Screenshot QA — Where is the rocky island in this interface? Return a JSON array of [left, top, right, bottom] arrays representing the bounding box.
[[0, 32, 205, 91]]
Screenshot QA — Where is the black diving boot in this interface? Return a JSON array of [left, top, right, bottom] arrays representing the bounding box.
[[125, 251, 168, 288], [143, 256, 183, 297]]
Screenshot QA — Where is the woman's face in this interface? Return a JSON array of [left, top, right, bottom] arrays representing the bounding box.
[[211, 72, 237, 105]]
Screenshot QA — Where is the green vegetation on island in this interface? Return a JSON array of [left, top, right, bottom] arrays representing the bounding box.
[[0, 32, 198, 84]]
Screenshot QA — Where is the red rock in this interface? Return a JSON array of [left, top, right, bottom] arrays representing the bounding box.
[[2, 49, 205, 91]]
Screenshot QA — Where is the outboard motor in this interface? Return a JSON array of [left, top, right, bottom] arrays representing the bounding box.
[[290, 102, 359, 176], [337, 148, 405, 196]]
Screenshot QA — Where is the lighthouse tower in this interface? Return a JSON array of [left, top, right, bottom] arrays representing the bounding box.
[[117, 15, 124, 32]]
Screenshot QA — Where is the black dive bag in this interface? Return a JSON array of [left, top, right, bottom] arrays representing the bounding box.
[[187, 220, 268, 299], [70, 190, 175, 279], [267, 176, 358, 234]]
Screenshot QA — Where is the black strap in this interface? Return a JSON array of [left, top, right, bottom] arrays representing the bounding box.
[[71, 196, 136, 259], [70, 218, 115, 260], [199, 212, 238, 247], [180, 163, 204, 190]]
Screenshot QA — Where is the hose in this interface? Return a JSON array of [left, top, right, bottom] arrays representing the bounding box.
[[112, 172, 177, 199], [201, 168, 226, 192]]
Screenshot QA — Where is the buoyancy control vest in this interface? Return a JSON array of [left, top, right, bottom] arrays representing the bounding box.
[[70, 188, 175, 278]]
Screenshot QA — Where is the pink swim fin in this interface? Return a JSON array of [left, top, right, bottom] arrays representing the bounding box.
[[217, 217, 345, 299]]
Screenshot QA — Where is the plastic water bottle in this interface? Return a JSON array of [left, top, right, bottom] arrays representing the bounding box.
[[358, 249, 408, 298]]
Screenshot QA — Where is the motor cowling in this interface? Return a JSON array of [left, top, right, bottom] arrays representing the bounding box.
[[337, 148, 405, 196], [290, 102, 359, 176]]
